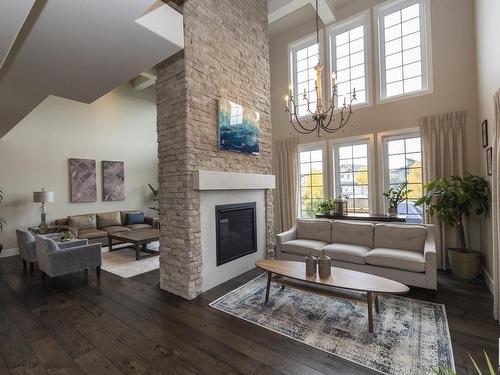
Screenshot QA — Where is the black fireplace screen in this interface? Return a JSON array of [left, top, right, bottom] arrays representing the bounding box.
[[215, 202, 257, 266]]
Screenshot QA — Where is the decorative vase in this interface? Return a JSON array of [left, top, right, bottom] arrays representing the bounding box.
[[305, 253, 317, 277], [318, 250, 331, 278], [388, 207, 398, 216]]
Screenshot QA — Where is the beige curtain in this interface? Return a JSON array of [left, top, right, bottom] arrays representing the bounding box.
[[275, 137, 298, 232], [492, 91, 500, 320], [419, 110, 466, 269]]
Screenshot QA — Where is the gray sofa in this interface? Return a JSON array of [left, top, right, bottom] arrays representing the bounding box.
[[55, 210, 158, 246], [276, 219, 437, 290]]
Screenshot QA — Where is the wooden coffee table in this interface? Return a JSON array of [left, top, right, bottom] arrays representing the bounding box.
[[108, 228, 160, 260], [256, 259, 409, 333]]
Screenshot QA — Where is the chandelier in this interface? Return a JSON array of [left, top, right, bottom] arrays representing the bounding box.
[[284, 0, 356, 136]]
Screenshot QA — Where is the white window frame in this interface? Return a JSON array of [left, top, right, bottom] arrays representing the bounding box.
[[297, 141, 328, 218], [328, 9, 372, 110], [378, 127, 423, 218], [374, 0, 433, 104], [288, 33, 323, 119], [330, 134, 376, 214]]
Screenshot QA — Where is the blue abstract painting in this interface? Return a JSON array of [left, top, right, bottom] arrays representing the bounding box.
[[218, 98, 260, 155]]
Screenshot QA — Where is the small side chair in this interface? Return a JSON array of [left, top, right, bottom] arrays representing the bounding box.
[[35, 235, 102, 280], [15, 229, 59, 274]]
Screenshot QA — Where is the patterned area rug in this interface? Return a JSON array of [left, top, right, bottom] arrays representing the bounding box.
[[100, 242, 159, 278], [210, 274, 454, 375]]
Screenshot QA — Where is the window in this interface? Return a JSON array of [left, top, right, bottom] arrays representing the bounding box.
[[329, 10, 370, 108], [376, 0, 431, 100], [382, 132, 423, 222], [290, 36, 320, 117], [333, 139, 372, 213], [298, 146, 325, 218]]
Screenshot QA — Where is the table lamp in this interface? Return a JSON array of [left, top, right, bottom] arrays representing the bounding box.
[[33, 188, 54, 228]]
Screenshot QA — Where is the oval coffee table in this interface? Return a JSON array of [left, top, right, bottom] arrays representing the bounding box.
[[256, 259, 409, 333]]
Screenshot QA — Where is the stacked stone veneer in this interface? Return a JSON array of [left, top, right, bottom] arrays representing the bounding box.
[[156, 0, 273, 299]]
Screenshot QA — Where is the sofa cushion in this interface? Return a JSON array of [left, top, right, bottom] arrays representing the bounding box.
[[125, 224, 152, 230], [281, 239, 328, 256], [296, 219, 332, 243], [97, 211, 122, 228], [332, 221, 374, 248], [78, 228, 108, 240], [374, 224, 427, 253], [121, 210, 143, 225], [68, 214, 97, 230], [126, 212, 145, 225], [366, 248, 426, 272], [102, 226, 131, 234], [322, 243, 370, 265]]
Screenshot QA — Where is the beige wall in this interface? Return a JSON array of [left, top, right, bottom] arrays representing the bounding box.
[[475, 0, 500, 284], [270, 0, 481, 249], [0, 85, 158, 250]]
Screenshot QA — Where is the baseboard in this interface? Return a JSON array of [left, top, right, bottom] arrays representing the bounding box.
[[0, 247, 19, 258], [481, 266, 494, 295]]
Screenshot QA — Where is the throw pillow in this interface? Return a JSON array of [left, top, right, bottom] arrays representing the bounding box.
[[127, 212, 145, 225]]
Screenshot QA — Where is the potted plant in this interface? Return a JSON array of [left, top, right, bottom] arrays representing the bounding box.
[[383, 182, 412, 215], [315, 199, 334, 216], [415, 175, 490, 280], [148, 184, 159, 214], [0, 190, 5, 253]]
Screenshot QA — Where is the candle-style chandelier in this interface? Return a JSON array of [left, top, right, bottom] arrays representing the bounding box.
[[284, 0, 356, 136]]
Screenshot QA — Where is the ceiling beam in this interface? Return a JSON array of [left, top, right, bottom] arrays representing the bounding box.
[[268, 0, 335, 25], [131, 69, 157, 90]]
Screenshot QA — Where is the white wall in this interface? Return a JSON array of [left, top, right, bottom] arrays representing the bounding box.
[[0, 85, 158, 250], [475, 0, 500, 285], [270, 0, 481, 250]]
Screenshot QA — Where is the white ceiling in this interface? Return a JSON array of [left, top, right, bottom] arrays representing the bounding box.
[[0, 0, 183, 138], [268, 0, 354, 37]]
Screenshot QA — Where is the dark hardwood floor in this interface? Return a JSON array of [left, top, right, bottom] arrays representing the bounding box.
[[0, 254, 498, 375]]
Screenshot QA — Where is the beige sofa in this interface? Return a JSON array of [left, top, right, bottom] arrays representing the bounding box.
[[276, 219, 437, 290], [55, 211, 158, 246]]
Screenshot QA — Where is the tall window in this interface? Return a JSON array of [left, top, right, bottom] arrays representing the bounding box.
[[290, 37, 319, 117], [376, 0, 430, 100], [383, 133, 423, 222], [299, 146, 324, 218], [329, 10, 370, 108], [334, 141, 370, 213]]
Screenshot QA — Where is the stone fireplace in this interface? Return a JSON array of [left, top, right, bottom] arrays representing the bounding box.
[[155, 0, 273, 299]]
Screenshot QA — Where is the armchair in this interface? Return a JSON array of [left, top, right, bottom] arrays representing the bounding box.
[[16, 229, 59, 274], [35, 235, 102, 279]]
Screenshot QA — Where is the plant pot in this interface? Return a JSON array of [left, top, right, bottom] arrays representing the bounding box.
[[388, 207, 398, 216], [447, 248, 481, 280]]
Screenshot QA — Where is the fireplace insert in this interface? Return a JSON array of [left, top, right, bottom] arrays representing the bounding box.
[[215, 202, 257, 266]]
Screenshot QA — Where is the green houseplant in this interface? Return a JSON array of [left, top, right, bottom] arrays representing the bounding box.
[[315, 199, 334, 216], [148, 184, 159, 214], [383, 182, 412, 215], [435, 351, 495, 374], [415, 174, 490, 279]]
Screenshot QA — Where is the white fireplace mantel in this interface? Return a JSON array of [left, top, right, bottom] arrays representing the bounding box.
[[194, 170, 275, 191]]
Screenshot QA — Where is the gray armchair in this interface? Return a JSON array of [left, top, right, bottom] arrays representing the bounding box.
[[35, 235, 102, 279], [16, 229, 59, 274]]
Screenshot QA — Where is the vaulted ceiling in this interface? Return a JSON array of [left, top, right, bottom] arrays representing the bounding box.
[[0, 0, 183, 138]]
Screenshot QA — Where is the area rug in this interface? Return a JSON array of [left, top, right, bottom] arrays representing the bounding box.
[[100, 242, 159, 278], [210, 274, 455, 375]]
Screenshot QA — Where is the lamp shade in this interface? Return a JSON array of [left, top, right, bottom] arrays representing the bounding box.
[[33, 191, 54, 203]]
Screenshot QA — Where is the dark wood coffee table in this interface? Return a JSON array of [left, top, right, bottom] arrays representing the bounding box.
[[108, 228, 160, 260], [256, 259, 409, 333]]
